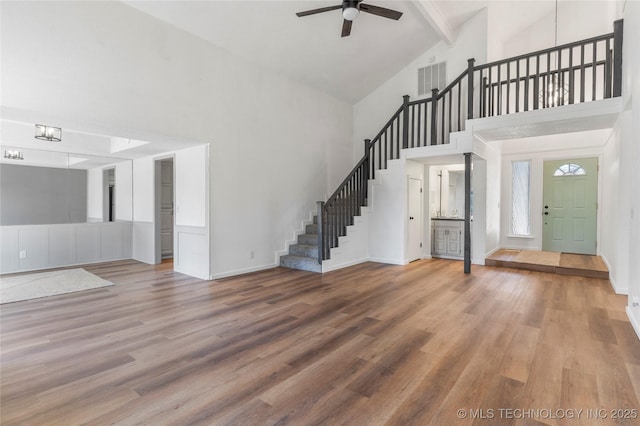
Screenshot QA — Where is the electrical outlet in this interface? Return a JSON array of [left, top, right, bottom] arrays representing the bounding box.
[[19, 250, 27, 259]]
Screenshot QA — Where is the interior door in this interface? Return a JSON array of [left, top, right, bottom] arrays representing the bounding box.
[[542, 158, 598, 255], [160, 159, 174, 259], [408, 177, 423, 262]]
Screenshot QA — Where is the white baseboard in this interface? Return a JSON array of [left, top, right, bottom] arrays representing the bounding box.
[[601, 255, 628, 295], [323, 257, 369, 273], [368, 257, 409, 266], [175, 267, 211, 281], [626, 306, 640, 341], [485, 247, 501, 258], [209, 263, 277, 280]]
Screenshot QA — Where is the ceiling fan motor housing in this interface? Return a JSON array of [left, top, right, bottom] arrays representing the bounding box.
[[343, 0, 361, 21]]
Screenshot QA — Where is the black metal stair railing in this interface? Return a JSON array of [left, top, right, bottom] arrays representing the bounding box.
[[475, 20, 622, 117], [316, 20, 623, 263]]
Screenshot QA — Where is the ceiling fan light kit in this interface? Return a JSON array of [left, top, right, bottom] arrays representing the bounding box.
[[296, 0, 402, 37]]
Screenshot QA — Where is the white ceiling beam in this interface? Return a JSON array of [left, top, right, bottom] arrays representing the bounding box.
[[414, 0, 456, 47]]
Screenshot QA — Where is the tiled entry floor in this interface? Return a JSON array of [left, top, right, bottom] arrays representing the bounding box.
[[486, 249, 609, 279]]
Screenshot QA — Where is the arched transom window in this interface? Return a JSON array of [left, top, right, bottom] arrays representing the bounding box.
[[553, 163, 586, 176]]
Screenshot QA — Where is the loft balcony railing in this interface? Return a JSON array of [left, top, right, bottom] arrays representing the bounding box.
[[317, 20, 623, 263]]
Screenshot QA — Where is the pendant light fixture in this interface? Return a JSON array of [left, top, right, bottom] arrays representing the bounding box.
[[35, 124, 62, 142]]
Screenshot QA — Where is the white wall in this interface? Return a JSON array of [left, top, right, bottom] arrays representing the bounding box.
[[1, 1, 353, 279], [472, 137, 502, 261], [0, 222, 132, 274], [86, 167, 102, 221], [115, 161, 133, 221], [499, 1, 618, 60], [132, 157, 155, 264], [175, 145, 209, 279], [601, 113, 629, 294], [619, 0, 640, 336], [352, 9, 488, 161], [368, 159, 407, 264]]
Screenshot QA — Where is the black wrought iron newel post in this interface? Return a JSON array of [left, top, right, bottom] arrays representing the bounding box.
[[467, 58, 475, 119], [613, 19, 623, 98], [402, 95, 410, 149], [317, 201, 324, 264]]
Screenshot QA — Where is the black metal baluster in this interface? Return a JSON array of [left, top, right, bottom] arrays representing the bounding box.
[[395, 115, 400, 158], [515, 60, 520, 112], [371, 141, 375, 180], [592, 42, 597, 101], [525, 58, 530, 111], [569, 47, 575, 104], [423, 100, 428, 146], [506, 61, 511, 113], [384, 131, 388, 169], [417, 103, 422, 147], [457, 81, 462, 129], [448, 90, 452, 136], [440, 91, 445, 143], [497, 64, 502, 115], [533, 55, 540, 110], [431, 88, 438, 145], [422, 100, 429, 146], [557, 47, 563, 106], [411, 104, 416, 148], [488, 67, 493, 116], [580, 45, 586, 103], [481, 76, 487, 117], [605, 39, 612, 98]]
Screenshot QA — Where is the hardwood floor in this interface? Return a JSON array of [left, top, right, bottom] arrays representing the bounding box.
[[1, 259, 639, 425], [486, 250, 610, 279]]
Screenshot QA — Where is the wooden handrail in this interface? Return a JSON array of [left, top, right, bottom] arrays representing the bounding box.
[[475, 32, 614, 71]]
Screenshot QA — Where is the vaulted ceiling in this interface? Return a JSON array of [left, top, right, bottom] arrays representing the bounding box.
[[123, 1, 572, 104], [1, 1, 614, 159], [124, 1, 441, 103]]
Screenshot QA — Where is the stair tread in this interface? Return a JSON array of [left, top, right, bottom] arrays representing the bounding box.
[[281, 254, 317, 260]]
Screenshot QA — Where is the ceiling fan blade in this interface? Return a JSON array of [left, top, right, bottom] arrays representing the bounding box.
[[341, 19, 352, 37], [296, 5, 342, 17], [359, 3, 403, 20]]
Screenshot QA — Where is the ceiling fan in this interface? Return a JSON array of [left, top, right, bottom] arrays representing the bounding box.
[[296, 0, 403, 37]]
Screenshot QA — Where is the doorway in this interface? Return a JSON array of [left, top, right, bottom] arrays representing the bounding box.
[[542, 158, 598, 255], [407, 177, 423, 262], [103, 168, 115, 222], [155, 158, 174, 261]]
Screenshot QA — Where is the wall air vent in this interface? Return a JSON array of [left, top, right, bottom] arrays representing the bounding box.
[[418, 61, 446, 96]]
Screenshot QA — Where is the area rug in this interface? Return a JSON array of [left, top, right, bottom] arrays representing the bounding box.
[[0, 268, 113, 304]]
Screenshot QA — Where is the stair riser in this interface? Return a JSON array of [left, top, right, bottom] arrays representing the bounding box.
[[290, 245, 318, 257], [298, 234, 318, 245], [305, 224, 318, 234], [280, 256, 322, 273]]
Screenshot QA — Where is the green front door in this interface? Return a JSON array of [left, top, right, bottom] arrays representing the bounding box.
[[542, 158, 598, 255]]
